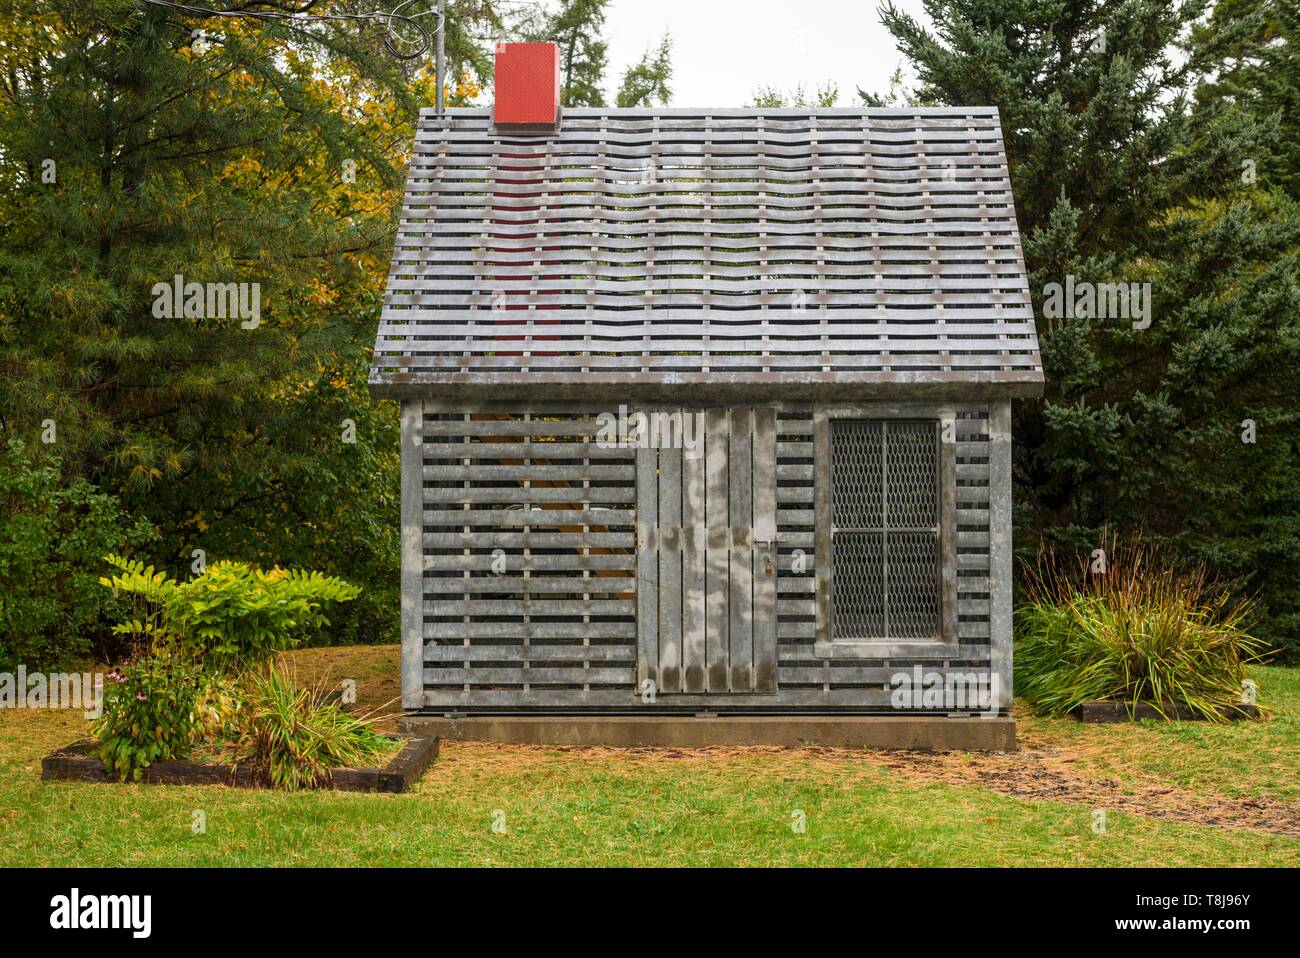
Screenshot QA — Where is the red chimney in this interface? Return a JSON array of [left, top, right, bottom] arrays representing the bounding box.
[[492, 42, 561, 129]]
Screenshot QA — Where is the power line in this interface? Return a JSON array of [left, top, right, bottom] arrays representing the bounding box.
[[139, 0, 442, 60]]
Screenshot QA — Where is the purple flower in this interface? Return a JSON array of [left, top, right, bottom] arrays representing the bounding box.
[[135, 693, 147, 701]]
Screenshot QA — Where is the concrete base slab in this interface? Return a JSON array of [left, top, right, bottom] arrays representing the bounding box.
[[397, 714, 1016, 751]]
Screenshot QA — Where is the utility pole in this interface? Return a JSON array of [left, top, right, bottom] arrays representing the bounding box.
[[435, 0, 446, 113]]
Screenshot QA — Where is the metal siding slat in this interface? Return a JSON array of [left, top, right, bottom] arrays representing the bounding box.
[[704, 407, 731, 692]]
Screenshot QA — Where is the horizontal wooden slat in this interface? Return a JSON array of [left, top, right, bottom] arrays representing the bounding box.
[[425, 641, 635, 658], [424, 531, 634, 548], [422, 464, 634, 481], [425, 553, 636, 572], [418, 686, 992, 707], [422, 441, 635, 460], [423, 575, 630, 594], [422, 509, 632, 528], [425, 600, 633, 616], [425, 667, 635, 685], [424, 486, 635, 505]]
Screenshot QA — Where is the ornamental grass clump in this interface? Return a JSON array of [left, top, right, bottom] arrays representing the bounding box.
[[234, 664, 392, 790], [1014, 533, 1268, 721]]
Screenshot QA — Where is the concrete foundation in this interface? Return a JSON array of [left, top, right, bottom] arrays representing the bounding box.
[[397, 714, 1017, 751]]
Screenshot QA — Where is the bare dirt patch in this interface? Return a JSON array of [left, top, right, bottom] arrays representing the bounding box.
[[442, 739, 1300, 837], [858, 745, 1300, 837]]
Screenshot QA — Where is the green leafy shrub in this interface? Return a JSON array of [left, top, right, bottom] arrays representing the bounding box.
[[234, 664, 392, 789], [100, 555, 360, 669], [89, 555, 361, 783], [1015, 534, 1269, 721], [0, 439, 154, 671], [92, 653, 208, 781]]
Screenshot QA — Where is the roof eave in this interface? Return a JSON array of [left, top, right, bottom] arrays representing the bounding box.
[[368, 373, 1045, 404]]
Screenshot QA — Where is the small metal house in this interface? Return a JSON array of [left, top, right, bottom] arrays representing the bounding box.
[[370, 55, 1042, 746]]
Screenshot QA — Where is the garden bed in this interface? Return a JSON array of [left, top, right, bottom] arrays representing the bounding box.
[[1073, 701, 1260, 723], [41, 735, 439, 793]]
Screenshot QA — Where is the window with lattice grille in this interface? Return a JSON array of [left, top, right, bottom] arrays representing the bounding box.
[[828, 419, 942, 640]]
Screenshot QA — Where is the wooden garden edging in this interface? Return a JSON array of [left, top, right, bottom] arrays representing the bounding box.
[[41, 735, 439, 793], [1073, 701, 1259, 723]]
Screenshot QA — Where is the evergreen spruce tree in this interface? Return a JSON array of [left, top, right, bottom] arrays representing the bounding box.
[[531, 0, 610, 107], [1192, 0, 1300, 196], [617, 33, 672, 108], [877, 0, 1300, 653]]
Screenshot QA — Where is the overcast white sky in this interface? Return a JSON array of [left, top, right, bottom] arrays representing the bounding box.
[[600, 0, 929, 108]]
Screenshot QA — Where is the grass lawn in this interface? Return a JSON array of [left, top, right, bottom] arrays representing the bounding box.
[[1, 645, 1296, 867]]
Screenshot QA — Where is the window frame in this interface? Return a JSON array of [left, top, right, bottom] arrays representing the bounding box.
[[813, 404, 960, 659]]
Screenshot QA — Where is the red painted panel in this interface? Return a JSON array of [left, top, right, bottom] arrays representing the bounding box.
[[492, 43, 560, 127]]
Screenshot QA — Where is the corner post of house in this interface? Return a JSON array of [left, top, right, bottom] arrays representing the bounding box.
[[988, 398, 1014, 712], [400, 399, 425, 709]]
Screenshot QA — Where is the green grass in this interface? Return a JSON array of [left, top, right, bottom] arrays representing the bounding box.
[[1, 647, 1297, 867]]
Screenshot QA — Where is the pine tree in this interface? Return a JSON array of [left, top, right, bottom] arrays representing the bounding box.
[[0, 0, 501, 645], [617, 33, 672, 108], [1192, 0, 1300, 196], [531, 0, 610, 107]]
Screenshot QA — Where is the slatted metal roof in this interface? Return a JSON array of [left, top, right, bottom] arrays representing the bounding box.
[[369, 107, 1044, 401]]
